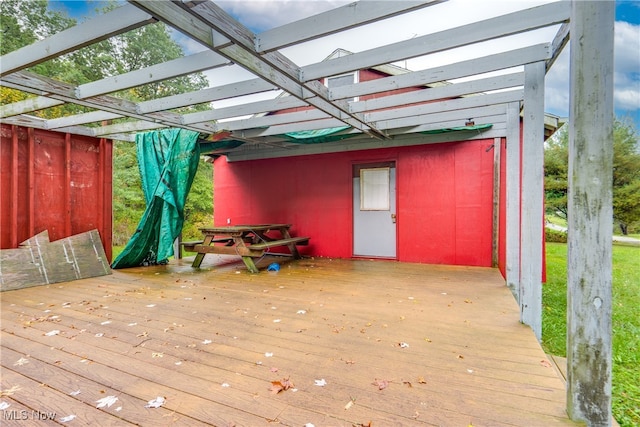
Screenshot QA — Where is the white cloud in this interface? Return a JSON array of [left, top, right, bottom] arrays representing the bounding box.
[[217, 0, 350, 32], [194, 1, 637, 124]]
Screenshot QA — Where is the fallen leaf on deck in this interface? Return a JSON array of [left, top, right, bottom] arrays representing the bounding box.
[[398, 342, 410, 348], [145, 396, 166, 408], [45, 330, 60, 336], [152, 352, 163, 358], [59, 415, 76, 422], [540, 359, 553, 368], [270, 367, 279, 373], [13, 357, 29, 366], [96, 395, 118, 408], [202, 339, 212, 345], [297, 310, 307, 314], [69, 390, 81, 396], [264, 352, 274, 357], [344, 397, 356, 410], [464, 299, 473, 304], [1, 386, 21, 397], [314, 378, 327, 387], [372, 379, 388, 390], [146, 304, 156, 308], [403, 381, 413, 388], [417, 376, 427, 384], [270, 378, 294, 394], [0, 402, 10, 410]]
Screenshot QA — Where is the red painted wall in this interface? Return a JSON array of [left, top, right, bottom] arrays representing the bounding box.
[[214, 138, 496, 267], [0, 124, 113, 262]]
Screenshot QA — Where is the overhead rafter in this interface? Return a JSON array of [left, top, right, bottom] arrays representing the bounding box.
[[128, 0, 390, 139], [0, 4, 156, 77], [255, 0, 446, 52], [0, 0, 570, 148], [300, 1, 569, 81]]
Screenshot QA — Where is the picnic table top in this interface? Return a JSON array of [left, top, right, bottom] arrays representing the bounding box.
[[199, 224, 291, 234]]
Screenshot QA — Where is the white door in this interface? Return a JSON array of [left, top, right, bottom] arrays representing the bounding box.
[[353, 163, 397, 258]]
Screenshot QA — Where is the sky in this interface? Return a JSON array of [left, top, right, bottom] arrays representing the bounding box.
[[47, 0, 640, 129]]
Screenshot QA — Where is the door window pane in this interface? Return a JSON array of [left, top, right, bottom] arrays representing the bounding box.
[[360, 167, 390, 211]]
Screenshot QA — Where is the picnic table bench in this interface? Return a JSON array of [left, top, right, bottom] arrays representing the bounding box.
[[183, 224, 310, 273]]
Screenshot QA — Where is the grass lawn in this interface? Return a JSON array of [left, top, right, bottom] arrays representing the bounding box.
[[543, 243, 640, 427]]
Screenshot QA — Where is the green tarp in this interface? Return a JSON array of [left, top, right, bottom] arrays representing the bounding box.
[[111, 128, 201, 269], [283, 126, 354, 144], [421, 123, 493, 134]]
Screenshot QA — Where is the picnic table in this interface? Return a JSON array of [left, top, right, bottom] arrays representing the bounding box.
[[182, 224, 310, 273]]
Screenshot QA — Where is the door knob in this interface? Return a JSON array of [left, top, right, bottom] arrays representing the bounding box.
[[391, 213, 397, 223]]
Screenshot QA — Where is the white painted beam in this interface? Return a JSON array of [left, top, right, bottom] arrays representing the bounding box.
[[0, 96, 63, 118], [505, 101, 521, 298], [301, 1, 569, 81], [182, 96, 307, 125], [256, 0, 445, 52], [0, 4, 154, 77], [136, 78, 278, 113], [566, 2, 614, 424], [1, 71, 213, 134], [330, 44, 551, 100], [45, 111, 123, 129], [372, 104, 507, 130], [76, 51, 230, 99], [221, 109, 330, 132], [366, 89, 523, 123], [350, 72, 525, 114], [547, 22, 570, 72], [520, 61, 545, 341]]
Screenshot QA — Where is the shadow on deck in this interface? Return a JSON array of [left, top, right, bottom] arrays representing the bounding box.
[[0, 255, 581, 426]]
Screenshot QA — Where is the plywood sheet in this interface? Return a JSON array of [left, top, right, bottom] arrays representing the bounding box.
[[0, 229, 111, 292]]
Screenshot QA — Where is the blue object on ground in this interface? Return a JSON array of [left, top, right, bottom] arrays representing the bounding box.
[[267, 263, 280, 272]]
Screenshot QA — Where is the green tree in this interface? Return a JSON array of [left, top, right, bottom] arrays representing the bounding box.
[[544, 119, 640, 234], [2, 0, 215, 248]]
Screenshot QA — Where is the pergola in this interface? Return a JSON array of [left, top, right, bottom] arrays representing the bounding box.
[[0, 1, 614, 424]]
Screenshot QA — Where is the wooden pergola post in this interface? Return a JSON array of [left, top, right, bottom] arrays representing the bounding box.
[[567, 1, 614, 425], [520, 61, 546, 341], [505, 102, 521, 299]]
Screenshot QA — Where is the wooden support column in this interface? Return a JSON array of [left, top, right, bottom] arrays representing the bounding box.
[[492, 137, 501, 267], [520, 61, 545, 341], [10, 126, 19, 247], [566, 1, 614, 424], [64, 132, 72, 236], [27, 127, 35, 236], [505, 102, 521, 298]]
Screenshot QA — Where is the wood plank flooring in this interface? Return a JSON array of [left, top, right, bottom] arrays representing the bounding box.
[[1, 255, 582, 426]]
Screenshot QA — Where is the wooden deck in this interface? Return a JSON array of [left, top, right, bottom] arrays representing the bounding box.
[[0, 256, 581, 426]]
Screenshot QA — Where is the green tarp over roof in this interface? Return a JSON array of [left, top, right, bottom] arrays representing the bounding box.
[[111, 128, 200, 269], [421, 123, 493, 134]]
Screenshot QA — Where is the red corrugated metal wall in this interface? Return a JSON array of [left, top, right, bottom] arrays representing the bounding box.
[[214, 138, 497, 267], [0, 124, 113, 262]]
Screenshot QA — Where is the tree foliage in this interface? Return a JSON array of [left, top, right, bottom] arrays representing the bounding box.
[[2, 0, 215, 247], [544, 119, 640, 234]]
